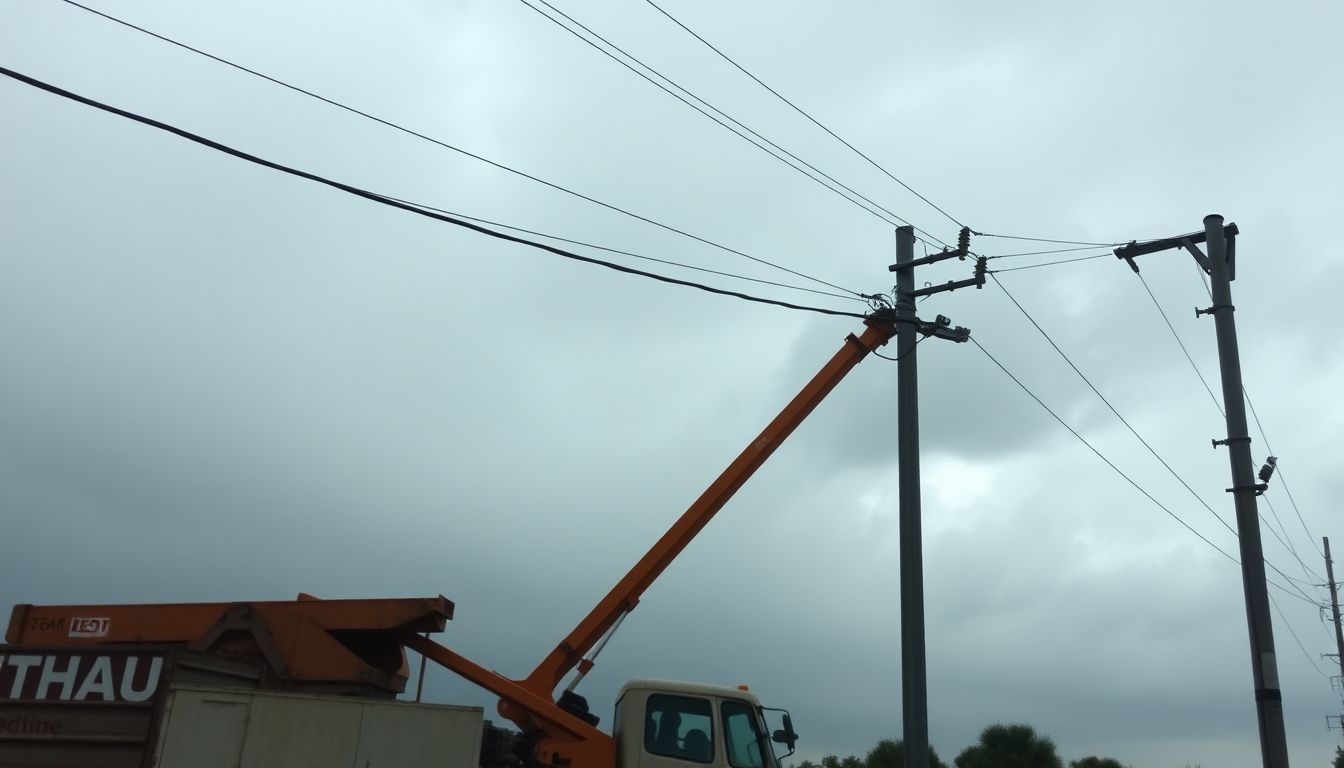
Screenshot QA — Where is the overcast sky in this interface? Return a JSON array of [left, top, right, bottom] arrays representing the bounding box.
[[3, 1, 1342, 766]]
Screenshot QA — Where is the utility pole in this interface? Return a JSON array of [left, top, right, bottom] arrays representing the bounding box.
[[894, 226, 928, 768], [888, 226, 982, 768], [1115, 215, 1290, 768], [1325, 538, 1344, 709]]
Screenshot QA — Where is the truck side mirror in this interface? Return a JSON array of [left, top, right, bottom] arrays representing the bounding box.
[[771, 714, 797, 751]]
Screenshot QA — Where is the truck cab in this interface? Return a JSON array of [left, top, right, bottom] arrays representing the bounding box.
[[614, 681, 795, 768]]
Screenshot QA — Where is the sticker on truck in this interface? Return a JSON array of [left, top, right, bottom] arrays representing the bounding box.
[[68, 617, 110, 638]]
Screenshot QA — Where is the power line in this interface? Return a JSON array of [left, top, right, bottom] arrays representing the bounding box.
[[1258, 498, 1329, 586], [1189, 258, 1325, 561], [872, 335, 926, 362], [640, 0, 965, 233], [974, 232, 1125, 247], [56, 0, 862, 298], [972, 336, 1321, 607], [1135, 271, 1225, 417], [984, 245, 1116, 261], [989, 272, 1239, 539], [992, 273, 1328, 605], [1246, 407, 1322, 558], [0, 65, 869, 322], [1132, 271, 1314, 580], [987, 253, 1111, 274], [1267, 577, 1329, 609], [517, 0, 950, 249], [969, 337, 1239, 564], [382, 195, 863, 303], [1134, 267, 1319, 579], [1269, 590, 1329, 679]]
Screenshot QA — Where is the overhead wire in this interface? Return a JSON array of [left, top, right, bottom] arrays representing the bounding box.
[[1135, 271, 1225, 417], [381, 195, 864, 303], [1269, 590, 1329, 679], [872, 335, 925, 363], [988, 253, 1111, 274], [55, 0, 863, 299], [971, 336, 1320, 607], [975, 233, 1125, 247], [1246, 400, 1322, 558], [969, 337, 1240, 565], [984, 245, 1117, 261], [0, 66, 869, 322], [989, 272, 1239, 539], [1188, 257, 1327, 563], [516, 0, 951, 249], [640, 0, 965, 234], [993, 272, 1326, 605], [1131, 270, 1317, 580]]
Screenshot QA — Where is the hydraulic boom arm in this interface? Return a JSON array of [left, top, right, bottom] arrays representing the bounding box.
[[409, 311, 898, 768], [521, 311, 900, 697]]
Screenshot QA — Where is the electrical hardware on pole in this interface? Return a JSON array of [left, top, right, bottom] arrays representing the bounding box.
[[1323, 538, 1344, 732], [886, 226, 982, 768], [1114, 217, 1291, 768]]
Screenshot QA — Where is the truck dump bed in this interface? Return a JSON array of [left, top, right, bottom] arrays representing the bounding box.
[[1, 595, 481, 767]]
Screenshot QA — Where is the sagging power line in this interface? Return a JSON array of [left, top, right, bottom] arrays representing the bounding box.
[[518, 0, 951, 248], [1130, 271, 1328, 586], [640, 0, 964, 234], [0, 65, 870, 321], [56, 0, 862, 299]]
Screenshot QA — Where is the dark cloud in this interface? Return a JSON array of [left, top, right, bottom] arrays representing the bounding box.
[[2, 2, 1340, 766]]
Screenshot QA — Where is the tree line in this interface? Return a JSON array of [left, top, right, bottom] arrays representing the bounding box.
[[788, 723, 1186, 768]]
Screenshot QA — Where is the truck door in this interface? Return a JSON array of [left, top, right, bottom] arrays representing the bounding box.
[[719, 699, 771, 768]]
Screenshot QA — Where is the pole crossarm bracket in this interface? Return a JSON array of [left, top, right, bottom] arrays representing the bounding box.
[[914, 314, 971, 343], [889, 228, 985, 299], [1196, 303, 1235, 317], [1114, 222, 1239, 275]]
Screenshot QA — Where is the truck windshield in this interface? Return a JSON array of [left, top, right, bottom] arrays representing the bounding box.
[[720, 700, 776, 768]]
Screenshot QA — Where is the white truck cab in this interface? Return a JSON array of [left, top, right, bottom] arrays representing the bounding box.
[[614, 680, 796, 768]]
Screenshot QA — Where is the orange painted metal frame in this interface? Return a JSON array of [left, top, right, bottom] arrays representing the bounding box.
[[521, 314, 898, 698], [6, 596, 452, 692], [462, 313, 899, 765], [3, 314, 896, 768]]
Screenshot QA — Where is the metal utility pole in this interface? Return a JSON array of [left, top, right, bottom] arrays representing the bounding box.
[[1115, 215, 1289, 768], [1325, 538, 1344, 687], [894, 226, 928, 768], [888, 226, 982, 768]]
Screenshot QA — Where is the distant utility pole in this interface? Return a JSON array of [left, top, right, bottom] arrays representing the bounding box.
[[888, 226, 983, 768], [1324, 538, 1344, 720], [1115, 215, 1290, 768]]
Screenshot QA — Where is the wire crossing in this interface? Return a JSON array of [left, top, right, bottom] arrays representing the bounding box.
[[972, 337, 1318, 607], [57, 0, 862, 299], [1187, 258, 1325, 563], [640, 0, 965, 233], [970, 338, 1238, 564], [1135, 269, 1325, 584], [381, 196, 864, 303], [0, 65, 869, 322], [990, 273, 1239, 538], [988, 253, 1111, 273], [518, 0, 950, 248]]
